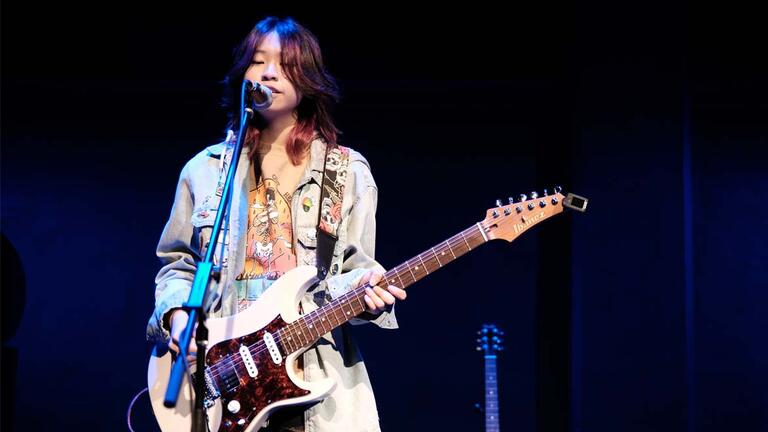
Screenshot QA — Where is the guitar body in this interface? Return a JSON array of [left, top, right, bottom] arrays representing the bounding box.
[[147, 266, 335, 432]]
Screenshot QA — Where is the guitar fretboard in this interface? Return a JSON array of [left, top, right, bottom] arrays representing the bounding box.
[[275, 223, 489, 354], [485, 355, 500, 432]]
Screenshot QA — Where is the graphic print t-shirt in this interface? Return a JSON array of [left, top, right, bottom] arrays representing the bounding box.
[[233, 175, 296, 312]]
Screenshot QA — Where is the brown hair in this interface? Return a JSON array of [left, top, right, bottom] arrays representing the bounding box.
[[222, 17, 340, 165]]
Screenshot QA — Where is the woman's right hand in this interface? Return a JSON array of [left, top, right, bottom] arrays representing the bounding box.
[[168, 309, 198, 365]]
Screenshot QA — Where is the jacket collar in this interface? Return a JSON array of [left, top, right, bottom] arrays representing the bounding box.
[[208, 130, 328, 187]]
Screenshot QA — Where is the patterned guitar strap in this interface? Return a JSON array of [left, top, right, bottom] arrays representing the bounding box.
[[315, 144, 350, 280]]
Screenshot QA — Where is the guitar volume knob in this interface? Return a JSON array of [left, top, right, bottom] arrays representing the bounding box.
[[227, 400, 241, 414]]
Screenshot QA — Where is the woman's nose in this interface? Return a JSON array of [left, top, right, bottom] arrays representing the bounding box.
[[261, 62, 278, 81]]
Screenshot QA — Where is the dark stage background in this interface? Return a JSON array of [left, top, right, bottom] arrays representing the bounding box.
[[2, 3, 766, 431]]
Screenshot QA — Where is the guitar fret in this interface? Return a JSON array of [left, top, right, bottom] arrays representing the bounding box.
[[295, 323, 307, 347], [394, 265, 409, 286], [405, 262, 417, 281], [460, 231, 472, 250], [284, 327, 297, 353], [338, 294, 351, 320], [445, 240, 457, 258], [280, 329, 292, 353], [393, 271, 405, 288], [354, 291, 367, 313], [305, 313, 321, 338], [431, 247, 442, 267], [329, 303, 343, 327], [316, 312, 329, 334], [343, 299, 355, 319], [296, 322, 309, 347], [417, 254, 429, 274]]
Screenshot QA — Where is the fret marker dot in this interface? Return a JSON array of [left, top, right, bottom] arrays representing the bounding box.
[[441, 252, 446, 255], [415, 266, 419, 270], [309, 325, 313, 328]]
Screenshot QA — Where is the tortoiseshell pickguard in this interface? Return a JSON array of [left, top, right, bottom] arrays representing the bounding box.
[[206, 315, 309, 431]]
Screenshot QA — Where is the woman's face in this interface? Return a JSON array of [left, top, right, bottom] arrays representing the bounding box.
[[244, 31, 301, 119]]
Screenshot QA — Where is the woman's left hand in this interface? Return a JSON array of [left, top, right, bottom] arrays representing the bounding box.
[[357, 270, 407, 314]]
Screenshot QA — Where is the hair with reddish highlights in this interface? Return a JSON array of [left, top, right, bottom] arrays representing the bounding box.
[[222, 17, 340, 165]]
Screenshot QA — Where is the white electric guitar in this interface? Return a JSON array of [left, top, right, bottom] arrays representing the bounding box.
[[148, 188, 588, 432]]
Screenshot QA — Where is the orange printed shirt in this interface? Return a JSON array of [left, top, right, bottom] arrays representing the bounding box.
[[233, 175, 297, 311]]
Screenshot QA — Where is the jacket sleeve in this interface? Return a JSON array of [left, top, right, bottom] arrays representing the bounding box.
[[322, 159, 398, 329], [146, 162, 199, 343]]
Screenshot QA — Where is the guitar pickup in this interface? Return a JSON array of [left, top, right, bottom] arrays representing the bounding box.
[[239, 345, 258, 378], [564, 193, 588, 212]]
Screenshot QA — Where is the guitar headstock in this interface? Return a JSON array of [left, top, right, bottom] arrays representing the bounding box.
[[476, 323, 504, 356], [481, 186, 588, 242]]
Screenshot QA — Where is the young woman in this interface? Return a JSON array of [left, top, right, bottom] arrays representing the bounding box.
[[147, 16, 405, 432]]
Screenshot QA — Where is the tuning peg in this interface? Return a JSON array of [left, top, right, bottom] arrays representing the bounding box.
[[519, 194, 527, 202], [530, 191, 538, 199], [476, 346, 482, 351], [554, 185, 562, 194], [543, 188, 549, 196], [508, 197, 514, 204], [495, 199, 502, 207]]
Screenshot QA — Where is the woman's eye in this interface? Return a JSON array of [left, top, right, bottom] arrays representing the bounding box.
[[251, 61, 264, 65]]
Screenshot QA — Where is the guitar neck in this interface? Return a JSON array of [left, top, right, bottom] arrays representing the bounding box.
[[485, 355, 500, 432], [276, 224, 489, 354]]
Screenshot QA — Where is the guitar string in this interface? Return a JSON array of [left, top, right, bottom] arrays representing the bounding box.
[[204, 225, 488, 381], [204, 227, 487, 381]]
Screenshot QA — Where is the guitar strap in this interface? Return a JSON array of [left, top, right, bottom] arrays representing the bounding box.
[[315, 144, 350, 280]]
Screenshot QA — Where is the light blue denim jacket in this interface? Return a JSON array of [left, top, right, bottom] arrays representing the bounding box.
[[147, 135, 397, 431]]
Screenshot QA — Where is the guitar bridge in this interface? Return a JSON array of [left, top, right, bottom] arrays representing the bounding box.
[[189, 368, 221, 408]]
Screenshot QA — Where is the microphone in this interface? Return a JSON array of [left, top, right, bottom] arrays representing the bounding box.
[[246, 80, 273, 110]]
